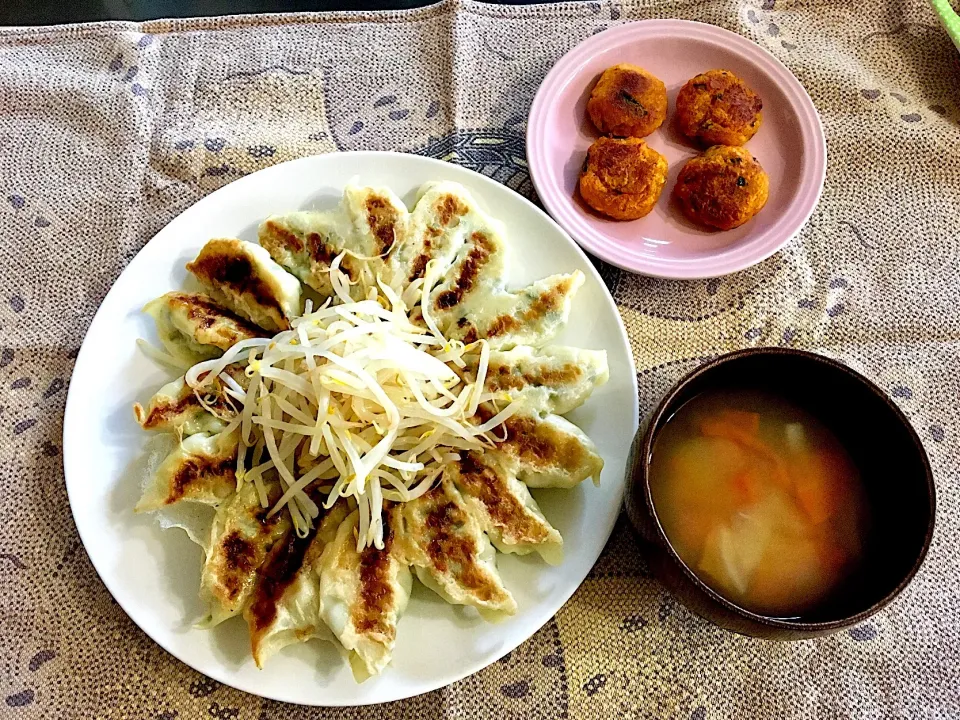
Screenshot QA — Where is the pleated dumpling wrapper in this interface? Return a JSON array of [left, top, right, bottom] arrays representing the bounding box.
[[135, 431, 239, 512], [444, 271, 585, 350], [186, 238, 302, 332], [396, 478, 517, 618], [386, 181, 478, 286], [258, 209, 348, 298], [199, 480, 292, 627], [317, 507, 413, 681], [144, 291, 268, 366], [244, 501, 349, 668], [469, 344, 609, 415], [491, 411, 604, 489], [447, 451, 563, 563], [133, 367, 246, 436], [258, 184, 408, 299]]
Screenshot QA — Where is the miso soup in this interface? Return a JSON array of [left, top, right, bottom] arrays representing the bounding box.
[[648, 388, 870, 617]]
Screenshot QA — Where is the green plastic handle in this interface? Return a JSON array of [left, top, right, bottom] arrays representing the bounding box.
[[931, 0, 960, 51]]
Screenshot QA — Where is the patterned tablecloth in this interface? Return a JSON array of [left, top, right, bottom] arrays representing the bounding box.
[[1, 0, 959, 717]]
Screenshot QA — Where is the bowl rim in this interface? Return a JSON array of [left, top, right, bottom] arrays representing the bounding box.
[[637, 346, 937, 631]]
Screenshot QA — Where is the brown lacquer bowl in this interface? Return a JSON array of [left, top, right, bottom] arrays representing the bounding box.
[[625, 348, 936, 640]]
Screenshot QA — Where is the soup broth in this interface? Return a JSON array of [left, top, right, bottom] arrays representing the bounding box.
[[649, 388, 869, 617]]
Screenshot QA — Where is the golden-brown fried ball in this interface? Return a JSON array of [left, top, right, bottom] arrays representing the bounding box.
[[673, 145, 769, 230], [587, 64, 668, 138], [675, 69, 763, 146], [579, 136, 668, 221]]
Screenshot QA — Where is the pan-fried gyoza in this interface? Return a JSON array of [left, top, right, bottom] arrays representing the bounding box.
[[134, 181, 608, 681]]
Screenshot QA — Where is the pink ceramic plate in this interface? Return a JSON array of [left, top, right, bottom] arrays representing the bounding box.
[[527, 20, 826, 279]]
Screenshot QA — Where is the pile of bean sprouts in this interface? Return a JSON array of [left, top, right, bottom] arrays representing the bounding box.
[[178, 254, 520, 550]]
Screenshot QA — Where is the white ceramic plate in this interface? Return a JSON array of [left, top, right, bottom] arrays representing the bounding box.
[[63, 152, 639, 706]]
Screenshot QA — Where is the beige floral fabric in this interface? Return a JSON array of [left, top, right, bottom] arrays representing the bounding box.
[[1, 0, 959, 717]]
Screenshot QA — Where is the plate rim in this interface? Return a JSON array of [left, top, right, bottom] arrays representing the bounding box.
[[526, 19, 828, 279], [62, 150, 640, 706]]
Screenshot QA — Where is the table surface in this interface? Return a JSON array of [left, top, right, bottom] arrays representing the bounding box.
[[0, 0, 958, 718]]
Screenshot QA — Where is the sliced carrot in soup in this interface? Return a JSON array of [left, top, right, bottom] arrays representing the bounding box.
[[722, 410, 760, 435], [702, 416, 791, 491], [790, 450, 842, 524], [730, 466, 765, 507]]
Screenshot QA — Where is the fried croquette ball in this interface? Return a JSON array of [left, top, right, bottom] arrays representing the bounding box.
[[675, 69, 763, 146], [579, 137, 668, 220], [673, 145, 769, 230], [587, 64, 668, 138]]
